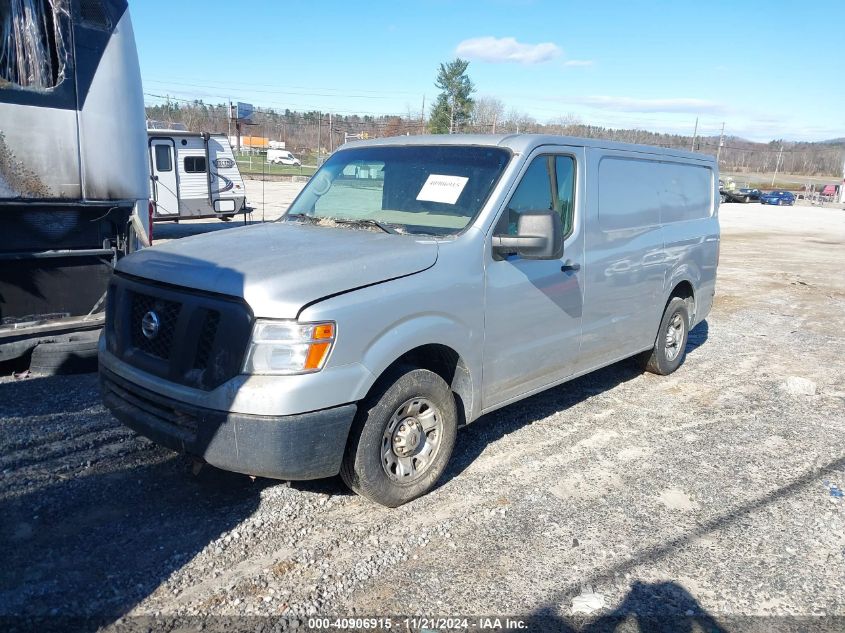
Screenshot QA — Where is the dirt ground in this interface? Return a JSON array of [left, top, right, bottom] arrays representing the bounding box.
[[1, 182, 844, 631]]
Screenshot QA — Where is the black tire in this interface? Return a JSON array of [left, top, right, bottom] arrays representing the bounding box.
[[340, 365, 457, 507], [29, 334, 100, 375], [640, 297, 690, 376]]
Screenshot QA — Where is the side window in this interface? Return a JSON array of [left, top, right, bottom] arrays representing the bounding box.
[[154, 145, 172, 172], [184, 156, 207, 173], [555, 156, 575, 237], [0, 0, 67, 89], [499, 155, 576, 237], [501, 156, 554, 235]]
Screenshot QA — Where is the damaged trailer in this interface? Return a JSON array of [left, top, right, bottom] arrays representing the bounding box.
[[0, 0, 150, 363]]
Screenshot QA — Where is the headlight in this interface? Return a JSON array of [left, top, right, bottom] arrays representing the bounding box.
[[243, 320, 335, 375]]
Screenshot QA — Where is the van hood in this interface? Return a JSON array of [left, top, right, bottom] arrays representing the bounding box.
[[117, 222, 439, 318]]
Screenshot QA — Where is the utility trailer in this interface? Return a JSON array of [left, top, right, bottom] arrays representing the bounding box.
[[0, 0, 151, 363], [148, 129, 249, 221]]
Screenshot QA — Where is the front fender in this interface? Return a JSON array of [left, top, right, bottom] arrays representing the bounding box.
[[356, 313, 480, 417]]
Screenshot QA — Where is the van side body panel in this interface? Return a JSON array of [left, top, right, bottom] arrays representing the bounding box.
[[578, 147, 717, 370]]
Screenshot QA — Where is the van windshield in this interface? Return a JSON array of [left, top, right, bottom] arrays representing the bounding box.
[[285, 145, 511, 236]]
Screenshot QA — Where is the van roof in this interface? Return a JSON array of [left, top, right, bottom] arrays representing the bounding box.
[[339, 133, 715, 164]]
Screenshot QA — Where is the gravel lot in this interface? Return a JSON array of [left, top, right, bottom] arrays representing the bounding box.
[[2, 185, 844, 631]]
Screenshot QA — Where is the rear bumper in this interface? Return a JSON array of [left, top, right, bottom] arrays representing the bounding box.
[[100, 366, 356, 480]]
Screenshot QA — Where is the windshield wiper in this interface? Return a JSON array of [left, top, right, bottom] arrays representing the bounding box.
[[333, 218, 398, 234], [284, 214, 399, 235], [283, 213, 321, 224]]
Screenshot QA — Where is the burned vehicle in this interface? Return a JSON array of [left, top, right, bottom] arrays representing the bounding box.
[[0, 0, 150, 364]]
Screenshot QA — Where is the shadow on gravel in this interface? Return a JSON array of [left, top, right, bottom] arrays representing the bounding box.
[[685, 320, 709, 355], [0, 372, 100, 418], [0, 451, 267, 628], [445, 355, 644, 483], [444, 319, 711, 484], [524, 452, 845, 632], [153, 215, 256, 241], [525, 580, 728, 632]]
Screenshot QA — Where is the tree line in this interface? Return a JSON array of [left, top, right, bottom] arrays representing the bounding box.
[[144, 58, 844, 178]]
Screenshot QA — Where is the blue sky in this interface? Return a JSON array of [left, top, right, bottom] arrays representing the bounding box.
[[132, 0, 843, 142]]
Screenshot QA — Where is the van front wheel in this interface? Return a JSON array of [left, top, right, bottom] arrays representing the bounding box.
[[341, 366, 457, 507], [640, 297, 690, 375]]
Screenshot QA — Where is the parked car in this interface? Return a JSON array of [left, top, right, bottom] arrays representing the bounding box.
[[820, 184, 837, 200], [99, 134, 719, 507], [267, 149, 301, 166], [723, 187, 759, 203], [760, 190, 795, 206], [738, 188, 762, 202]]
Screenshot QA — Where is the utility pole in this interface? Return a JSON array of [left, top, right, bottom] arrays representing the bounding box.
[[329, 112, 333, 153], [317, 111, 321, 165], [690, 117, 698, 151], [420, 95, 426, 133], [771, 144, 784, 187], [837, 159, 845, 203], [716, 122, 725, 165]]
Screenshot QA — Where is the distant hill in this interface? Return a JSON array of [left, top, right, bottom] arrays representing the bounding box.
[[144, 100, 845, 178]]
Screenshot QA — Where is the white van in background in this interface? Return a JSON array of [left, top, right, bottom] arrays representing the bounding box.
[[148, 130, 249, 222], [267, 149, 301, 166]]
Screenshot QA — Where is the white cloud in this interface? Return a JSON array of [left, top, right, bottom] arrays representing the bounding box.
[[456, 36, 562, 65], [563, 60, 594, 67], [575, 96, 728, 115]]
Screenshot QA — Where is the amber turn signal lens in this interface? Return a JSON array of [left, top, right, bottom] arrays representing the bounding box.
[[304, 342, 332, 370], [313, 323, 335, 340]]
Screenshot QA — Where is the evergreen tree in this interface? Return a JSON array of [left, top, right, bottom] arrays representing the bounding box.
[[429, 58, 475, 134]]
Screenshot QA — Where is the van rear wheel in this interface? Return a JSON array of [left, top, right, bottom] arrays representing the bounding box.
[[340, 366, 457, 507], [640, 297, 690, 375]]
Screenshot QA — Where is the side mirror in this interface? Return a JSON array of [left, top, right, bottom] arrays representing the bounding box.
[[492, 209, 564, 260]]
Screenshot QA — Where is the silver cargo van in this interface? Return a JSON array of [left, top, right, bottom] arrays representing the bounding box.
[[99, 134, 719, 506]]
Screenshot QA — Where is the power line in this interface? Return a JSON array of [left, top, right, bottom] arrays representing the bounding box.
[[145, 75, 424, 96], [145, 79, 407, 101]]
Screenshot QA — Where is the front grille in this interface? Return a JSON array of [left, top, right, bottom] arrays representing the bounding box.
[[106, 274, 253, 390], [130, 292, 180, 360], [194, 311, 220, 370]]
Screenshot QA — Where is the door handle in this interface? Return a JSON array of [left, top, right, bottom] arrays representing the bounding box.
[[561, 260, 581, 272]]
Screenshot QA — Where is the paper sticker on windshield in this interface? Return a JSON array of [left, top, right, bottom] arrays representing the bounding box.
[[416, 174, 469, 205]]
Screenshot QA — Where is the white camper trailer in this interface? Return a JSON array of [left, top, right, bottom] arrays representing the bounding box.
[[148, 130, 248, 221]]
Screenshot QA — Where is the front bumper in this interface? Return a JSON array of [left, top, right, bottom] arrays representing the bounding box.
[[100, 366, 357, 480]]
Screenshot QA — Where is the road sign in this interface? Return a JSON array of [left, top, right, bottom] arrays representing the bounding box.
[[235, 102, 254, 121]]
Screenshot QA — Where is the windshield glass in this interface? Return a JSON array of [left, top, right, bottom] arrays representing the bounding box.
[[285, 145, 511, 236]]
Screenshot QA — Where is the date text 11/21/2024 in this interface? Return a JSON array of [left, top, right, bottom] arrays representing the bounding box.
[[307, 617, 528, 629]]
